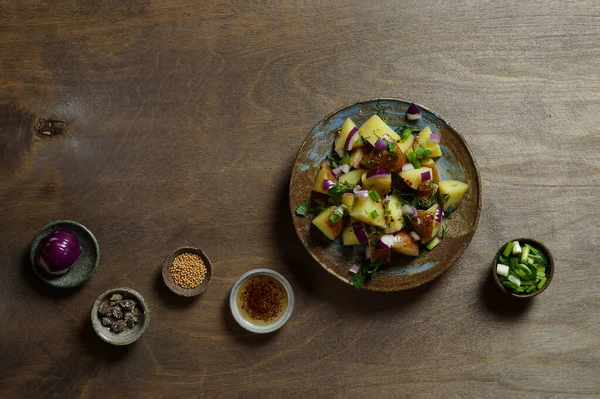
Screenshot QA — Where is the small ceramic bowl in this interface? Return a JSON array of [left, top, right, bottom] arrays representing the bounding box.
[[492, 238, 554, 298], [91, 287, 150, 345], [30, 220, 100, 288], [230, 269, 294, 334], [162, 247, 213, 297]]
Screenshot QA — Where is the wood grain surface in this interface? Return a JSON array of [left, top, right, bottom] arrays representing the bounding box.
[[1, 1, 599, 398]]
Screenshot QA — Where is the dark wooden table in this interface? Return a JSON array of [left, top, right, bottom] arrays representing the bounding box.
[[1, 1, 599, 398]]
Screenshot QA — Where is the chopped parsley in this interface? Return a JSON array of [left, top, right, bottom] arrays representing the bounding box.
[[352, 258, 384, 288], [340, 154, 351, 165], [295, 200, 309, 216], [386, 140, 396, 153], [415, 146, 432, 159], [430, 178, 439, 185], [368, 190, 381, 202], [327, 153, 342, 168]]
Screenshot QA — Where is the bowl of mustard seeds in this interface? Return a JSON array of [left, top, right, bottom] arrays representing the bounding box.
[[162, 247, 213, 297]]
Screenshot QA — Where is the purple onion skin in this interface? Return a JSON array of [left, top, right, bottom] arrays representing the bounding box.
[[38, 230, 82, 274], [366, 169, 391, 179]]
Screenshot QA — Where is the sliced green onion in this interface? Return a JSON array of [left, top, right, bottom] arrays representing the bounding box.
[[499, 255, 506, 264], [502, 281, 518, 291], [426, 237, 441, 250], [521, 245, 530, 262], [407, 151, 420, 168], [508, 274, 521, 287], [496, 264, 509, 277], [525, 285, 536, 294], [400, 128, 412, 142], [502, 241, 515, 257], [512, 241, 522, 255], [537, 277, 547, 289], [525, 244, 539, 255]]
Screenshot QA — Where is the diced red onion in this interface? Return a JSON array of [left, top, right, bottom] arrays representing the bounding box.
[[421, 170, 431, 181], [429, 133, 441, 143], [366, 169, 391, 179], [348, 264, 361, 275], [374, 138, 387, 152], [344, 127, 359, 151], [340, 164, 351, 174], [356, 190, 369, 199], [352, 222, 369, 244], [322, 179, 336, 191], [376, 235, 394, 251], [401, 163, 414, 172], [434, 206, 443, 223], [409, 231, 421, 241], [406, 103, 422, 120], [402, 204, 418, 219], [332, 167, 342, 177], [353, 185, 362, 194], [384, 195, 390, 203]]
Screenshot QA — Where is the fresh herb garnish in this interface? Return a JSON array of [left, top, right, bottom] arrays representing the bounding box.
[[308, 204, 328, 213], [368, 190, 381, 202], [370, 210, 378, 219], [444, 206, 453, 219], [374, 102, 389, 122], [356, 136, 366, 146], [352, 258, 384, 288], [329, 182, 356, 203], [441, 226, 449, 239], [386, 141, 396, 153], [295, 200, 309, 216], [430, 178, 439, 185], [397, 191, 438, 210], [340, 154, 351, 165], [327, 153, 342, 168], [415, 146, 432, 159]]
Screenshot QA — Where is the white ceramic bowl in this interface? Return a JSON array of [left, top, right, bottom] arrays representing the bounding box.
[[91, 287, 150, 345], [229, 269, 294, 334]]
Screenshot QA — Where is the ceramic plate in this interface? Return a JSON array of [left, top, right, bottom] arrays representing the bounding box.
[[289, 99, 482, 291]]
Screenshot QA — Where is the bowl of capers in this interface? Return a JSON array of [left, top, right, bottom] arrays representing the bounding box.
[[91, 287, 150, 345]]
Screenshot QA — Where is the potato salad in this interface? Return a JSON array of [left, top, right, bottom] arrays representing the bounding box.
[[295, 104, 469, 287]]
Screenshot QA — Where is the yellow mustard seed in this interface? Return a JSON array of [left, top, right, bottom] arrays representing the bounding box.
[[170, 253, 207, 289]]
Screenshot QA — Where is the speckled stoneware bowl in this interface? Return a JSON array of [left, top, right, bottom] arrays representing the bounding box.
[[30, 220, 100, 288], [91, 287, 150, 345], [289, 98, 482, 291], [492, 238, 554, 298], [162, 247, 213, 297]]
